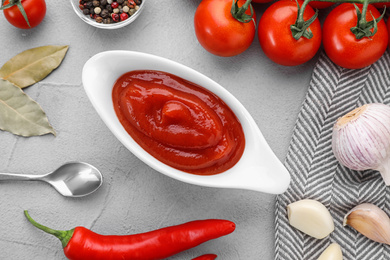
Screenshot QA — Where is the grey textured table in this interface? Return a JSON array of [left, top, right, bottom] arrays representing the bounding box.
[[0, 0, 317, 259]]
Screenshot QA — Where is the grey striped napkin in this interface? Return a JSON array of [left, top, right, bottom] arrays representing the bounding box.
[[274, 50, 390, 260]]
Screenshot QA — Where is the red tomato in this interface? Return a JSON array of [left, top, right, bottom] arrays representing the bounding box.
[[194, 0, 257, 57], [308, 1, 334, 9], [373, 3, 390, 8], [323, 4, 388, 69], [3, 0, 46, 29], [388, 17, 390, 48], [258, 0, 321, 66], [251, 0, 274, 3]]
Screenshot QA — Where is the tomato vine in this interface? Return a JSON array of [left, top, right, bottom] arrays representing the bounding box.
[[0, 0, 31, 27], [295, 0, 387, 40], [0, 0, 46, 29]]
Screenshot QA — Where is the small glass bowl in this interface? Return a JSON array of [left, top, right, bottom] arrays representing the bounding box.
[[70, 0, 145, 29]]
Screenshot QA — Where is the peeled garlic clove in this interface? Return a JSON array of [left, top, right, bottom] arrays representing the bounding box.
[[287, 199, 334, 239], [344, 203, 390, 245], [332, 103, 390, 185], [317, 243, 343, 260]]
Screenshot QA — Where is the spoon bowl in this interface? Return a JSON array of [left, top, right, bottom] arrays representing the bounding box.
[[83, 51, 290, 194], [0, 162, 103, 197]]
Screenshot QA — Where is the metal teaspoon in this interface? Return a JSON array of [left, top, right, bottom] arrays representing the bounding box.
[[0, 162, 103, 197]]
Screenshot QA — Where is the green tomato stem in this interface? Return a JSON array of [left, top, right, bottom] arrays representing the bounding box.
[[295, 0, 388, 40], [0, 0, 31, 27], [231, 0, 254, 23]]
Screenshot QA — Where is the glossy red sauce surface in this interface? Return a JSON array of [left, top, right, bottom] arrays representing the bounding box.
[[112, 70, 245, 175]]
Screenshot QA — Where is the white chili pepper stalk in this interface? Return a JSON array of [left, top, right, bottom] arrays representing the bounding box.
[[287, 199, 334, 239], [332, 103, 390, 185], [343, 203, 390, 245], [317, 243, 343, 260]]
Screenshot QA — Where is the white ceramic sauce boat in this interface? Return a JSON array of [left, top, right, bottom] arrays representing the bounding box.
[[82, 51, 290, 194]]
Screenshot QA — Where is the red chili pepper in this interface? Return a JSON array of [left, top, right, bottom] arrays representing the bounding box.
[[192, 254, 218, 260], [24, 211, 235, 260]]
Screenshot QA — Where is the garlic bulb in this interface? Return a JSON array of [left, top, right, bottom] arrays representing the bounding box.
[[344, 203, 390, 245], [332, 103, 390, 185]]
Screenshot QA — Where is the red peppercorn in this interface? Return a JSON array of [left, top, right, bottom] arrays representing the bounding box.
[[120, 13, 128, 21], [127, 0, 135, 8], [79, 4, 84, 10], [111, 13, 120, 22], [111, 2, 119, 8]]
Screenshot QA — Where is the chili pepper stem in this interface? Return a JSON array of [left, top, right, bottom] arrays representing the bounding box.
[[24, 210, 74, 248]]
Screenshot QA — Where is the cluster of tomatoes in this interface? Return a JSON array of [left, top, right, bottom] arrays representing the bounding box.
[[194, 0, 390, 69]]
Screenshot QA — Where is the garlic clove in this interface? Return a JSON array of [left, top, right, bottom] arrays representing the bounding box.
[[317, 243, 343, 260], [332, 103, 390, 185], [287, 199, 334, 239], [344, 203, 390, 245]]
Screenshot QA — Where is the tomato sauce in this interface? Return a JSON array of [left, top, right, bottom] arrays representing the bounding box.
[[112, 70, 245, 175]]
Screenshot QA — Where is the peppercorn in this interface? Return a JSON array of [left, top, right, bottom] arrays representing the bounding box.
[[112, 13, 120, 22], [100, 9, 109, 18], [103, 18, 112, 24], [120, 12, 128, 21], [111, 2, 119, 8], [127, 0, 134, 8], [94, 7, 101, 14], [79, 0, 141, 24], [85, 1, 93, 8]]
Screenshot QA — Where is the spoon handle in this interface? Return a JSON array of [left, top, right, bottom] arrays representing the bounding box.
[[0, 173, 43, 181]]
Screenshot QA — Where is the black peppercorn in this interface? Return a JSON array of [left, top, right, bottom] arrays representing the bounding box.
[[100, 9, 109, 18], [79, 0, 140, 25], [103, 18, 112, 24]]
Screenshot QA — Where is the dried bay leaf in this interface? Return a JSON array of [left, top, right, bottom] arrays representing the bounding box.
[[0, 79, 55, 136], [0, 45, 69, 89]]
